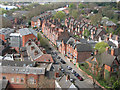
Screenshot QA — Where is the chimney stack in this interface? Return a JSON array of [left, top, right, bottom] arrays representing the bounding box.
[[55, 72, 59, 78], [28, 42, 31, 46], [106, 37, 109, 41], [94, 50, 98, 55], [31, 46, 35, 50], [106, 47, 109, 52], [66, 75, 70, 81], [111, 48, 115, 56], [115, 36, 118, 41], [109, 33, 112, 39], [34, 50, 39, 56]]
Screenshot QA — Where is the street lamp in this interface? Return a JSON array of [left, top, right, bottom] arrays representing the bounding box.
[[91, 52, 96, 88]]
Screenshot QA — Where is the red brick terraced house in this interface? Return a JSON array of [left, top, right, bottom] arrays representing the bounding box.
[[65, 17, 107, 41], [42, 18, 71, 46], [86, 47, 120, 79], [31, 12, 52, 28], [66, 37, 92, 64]]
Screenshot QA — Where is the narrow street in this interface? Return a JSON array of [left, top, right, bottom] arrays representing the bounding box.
[[39, 32, 101, 89]]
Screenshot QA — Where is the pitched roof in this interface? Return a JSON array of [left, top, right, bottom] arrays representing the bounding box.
[[96, 52, 115, 66], [57, 75, 76, 89], [25, 41, 43, 60], [76, 43, 92, 52], [19, 28, 37, 37], [1, 66, 45, 74], [34, 54, 53, 63], [31, 16, 40, 22], [106, 21, 116, 26], [0, 60, 36, 67]]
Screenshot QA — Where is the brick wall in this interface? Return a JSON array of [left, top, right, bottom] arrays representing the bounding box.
[[77, 52, 91, 63], [22, 34, 37, 47], [0, 34, 6, 42]]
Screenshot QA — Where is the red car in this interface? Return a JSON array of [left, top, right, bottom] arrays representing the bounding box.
[[77, 76, 83, 81]]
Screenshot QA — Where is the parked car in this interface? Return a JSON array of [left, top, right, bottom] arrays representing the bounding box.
[[70, 78, 75, 83], [71, 69, 76, 74], [60, 59, 66, 64], [67, 66, 72, 70], [57, 56, 61, 59], [74, 73, 79, 77], [77, 76, 83, 81]]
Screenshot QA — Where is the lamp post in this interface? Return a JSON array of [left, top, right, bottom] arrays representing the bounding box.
[[91, 52, 96, 88]]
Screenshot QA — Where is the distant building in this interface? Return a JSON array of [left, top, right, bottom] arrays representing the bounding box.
[[9, 28, 37, 52], [0, 28, 14, 43]]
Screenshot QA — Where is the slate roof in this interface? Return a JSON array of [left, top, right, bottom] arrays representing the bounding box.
[[67, 37, 92, 52], [31, 16, 40, 22], [0, 79, 8, 90], [0, 60, 36, 67], [105, 41, 116, 47], [106, 21, 116, 26], [96, 51, 115, 66], [1, 66, 45, 75], [57, 75, 76, 89], [25, 41, 43, 61], [76, 43, 92, 52], [19, 28, 37, 37], [0, 28, 14, 36]]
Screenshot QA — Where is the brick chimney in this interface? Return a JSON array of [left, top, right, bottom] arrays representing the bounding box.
[[55, 72, 59, 78], [118, 43, 120, 48], [106, 37, 109, 41], [115, 35, 118, 41], [66, 75, 70, 81], [109, 33, 112, 39], [94, 50, 98, 55], [34, 50, 39, 56], [111, 48, 115, 56], [28, 42, 31, 46], [31, 46, 35, 50], [95, 27, 97, 30], [106, 47, 109, 52], [35, 41, 38, 45]]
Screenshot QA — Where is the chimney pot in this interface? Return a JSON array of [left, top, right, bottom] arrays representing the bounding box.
[[31, 46, 35, 50], [106, 47, 109, 52], [109, 33, 112, 39], [34, 50, 39, 56], [66, 75, 70, 81], [28, 42, 31, 46], [94, 50, 98, 55], [111, 48, 115, 56]]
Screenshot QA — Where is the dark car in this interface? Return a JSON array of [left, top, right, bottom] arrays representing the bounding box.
[[74, 73, 79, 77], [57, 56, 61, 59], [77, 76, 83, 81], [60, 59, 66, 64], [67, 66, 72, 70]]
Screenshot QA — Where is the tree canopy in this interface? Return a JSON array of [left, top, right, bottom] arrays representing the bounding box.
[[95, 42, 109, 54], [53, 11, 66, 20], [69, 3, 76, 9], [78, 3, 84, 9], [83, 29, 90, 38]]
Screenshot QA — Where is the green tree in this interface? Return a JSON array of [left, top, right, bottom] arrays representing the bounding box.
[[54, 11, 66, 21], [69, 3, 76, 9], [71, 9, 79, 19], [83, 29, 90, 38], [78, 3, 84, 9], [90, 13, 102, 25], [95, 42, 109, 54]]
